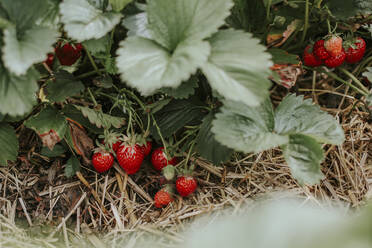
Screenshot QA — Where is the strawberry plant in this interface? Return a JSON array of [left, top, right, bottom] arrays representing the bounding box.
[[0, 0, 371, 197]]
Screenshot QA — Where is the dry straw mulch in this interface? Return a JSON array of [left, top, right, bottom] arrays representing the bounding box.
[[0, 74, 371, 244]]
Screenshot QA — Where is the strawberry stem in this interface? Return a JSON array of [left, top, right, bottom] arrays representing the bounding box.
[[144, 113, 151, 138], [120, 88, 146, 110], [339, 67, 369, 94], [301, 0, 309, 44], [312, 71, 317, 101], [127, 109, 133, 136], [173, 128, 198, 148], [327, 19, 332, 34], [184, 141, 195, 170], [320, 70, 368, 96], [84, 45, 102, 76], [316, 0, 323, 8], [87, 87, 98, 106], [76, 69, 106, 79], [151, 114, 168, 155], [266, 0, 272, 22], [356, 56, 372, 76]]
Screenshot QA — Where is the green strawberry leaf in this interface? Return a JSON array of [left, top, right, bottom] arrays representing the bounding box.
[[227, 0, 267, 33], [0, 123, 19, 166], [40, 144, 67, 158], [0, 17, 12, 29], [202, 29, 272, 106], [83, 35, 110, 57], [38, 0, 61, 29], [62, 104, 103, 134], [2, 26, 58, 76], [46, 71, 85, 102], [116, 36, 210, 95], [65, 155, 81, 178], [151, 99, 206, 140], [104, 57, 118, 74], [196, 113, 233, 164], [326, 0, 372, 20], [93, 74, 114, 89], [268, 48, 300, 64], [274, 94, 345, 145], [147, 99, 172, 114], [1, 0, 49, 32], [263, 0, 284, 7], [282, 134, 325, 185], [109, 0, 132, 12], [160, 77, 198, 99], [212, 99, 288, 153], [147, 0, 233, 51], [122, 12, 151, 39], [60, 0, 122, 42], [25, 106, 68, 150], [74, 105, 125, 129], [0, 65, 39, 117]]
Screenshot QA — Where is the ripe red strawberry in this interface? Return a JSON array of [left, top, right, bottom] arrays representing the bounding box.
[[111, 141, 122, 152], [45, 53, 54, 68], [151, 147, 177, 171], [116, 144, 144, 175], [92, 151, 114, 173], [303, 45, 323, 67], [313, 40, 330, 60], [324, 35, 343, 57], [176, 176, 197, 197], [142, 141, 152, 156], [324, 48, 346, 68], [154, 189, 173, 208], [345, 37, 366, 64], [55, 42, 83, 66]]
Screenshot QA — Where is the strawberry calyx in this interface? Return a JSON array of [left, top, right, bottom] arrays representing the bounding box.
[[99, 131, 123, 152], [177, 164, 195, 177], [134, 133, 153, 155], [93, 144, 111, 154]]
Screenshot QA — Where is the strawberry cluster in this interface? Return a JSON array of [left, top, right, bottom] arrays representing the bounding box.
[[303, 36, 366, 68], [91, 136, 198, 208], [154, 175, 198, 208], [151, 147, 198, 208], [92, 137, 152, 174]]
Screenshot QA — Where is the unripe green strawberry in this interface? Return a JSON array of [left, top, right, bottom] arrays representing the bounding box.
[[163, 165, 176, 181]]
